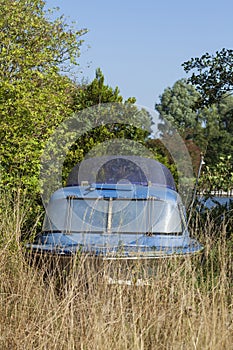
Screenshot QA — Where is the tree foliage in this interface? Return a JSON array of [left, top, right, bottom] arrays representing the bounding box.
[[0, 0, 87, 77], [199, 156, 233, 193], [62, 69, 153, 183], [182, 48, 233, 107], [0, 0, 154, 233], [72, 68, 126, 109], [0, 0, 87, 192], [155, 79, 233, 170], [155, 79, 201, 134]]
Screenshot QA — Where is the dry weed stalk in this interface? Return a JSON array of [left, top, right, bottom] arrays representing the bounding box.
[[0, 191, 232, 349]]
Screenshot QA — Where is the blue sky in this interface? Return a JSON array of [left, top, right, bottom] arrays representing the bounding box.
[[46, 0, 233, 109]]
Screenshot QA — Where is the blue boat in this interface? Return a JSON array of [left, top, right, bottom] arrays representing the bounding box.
[[29, 156, 203, 259]]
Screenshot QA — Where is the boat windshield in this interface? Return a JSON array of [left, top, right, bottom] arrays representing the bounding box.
[[67, 156, 176, 191], [43, 197, 184, 235]]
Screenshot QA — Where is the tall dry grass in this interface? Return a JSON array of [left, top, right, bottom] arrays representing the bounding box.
[[0, 190, 232, 350]]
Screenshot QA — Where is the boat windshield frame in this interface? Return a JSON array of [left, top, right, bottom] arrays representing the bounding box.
[[43, 194, 186, 236]]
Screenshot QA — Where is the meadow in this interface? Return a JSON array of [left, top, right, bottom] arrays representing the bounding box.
[[0, 191, 232, 350]]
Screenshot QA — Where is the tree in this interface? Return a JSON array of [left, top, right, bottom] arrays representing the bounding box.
[[182, 48, 233, 107], [155, 79, 233, 170], [155, 79, 201, 134], [0, 0, 87, 192], [62, 69, 153, 182], [202, 95, 233, 164], [181, 49, 233, 164], [72, 68, 126, 109], [199, 155, 233, 193], [155, 80, 204, 173]]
